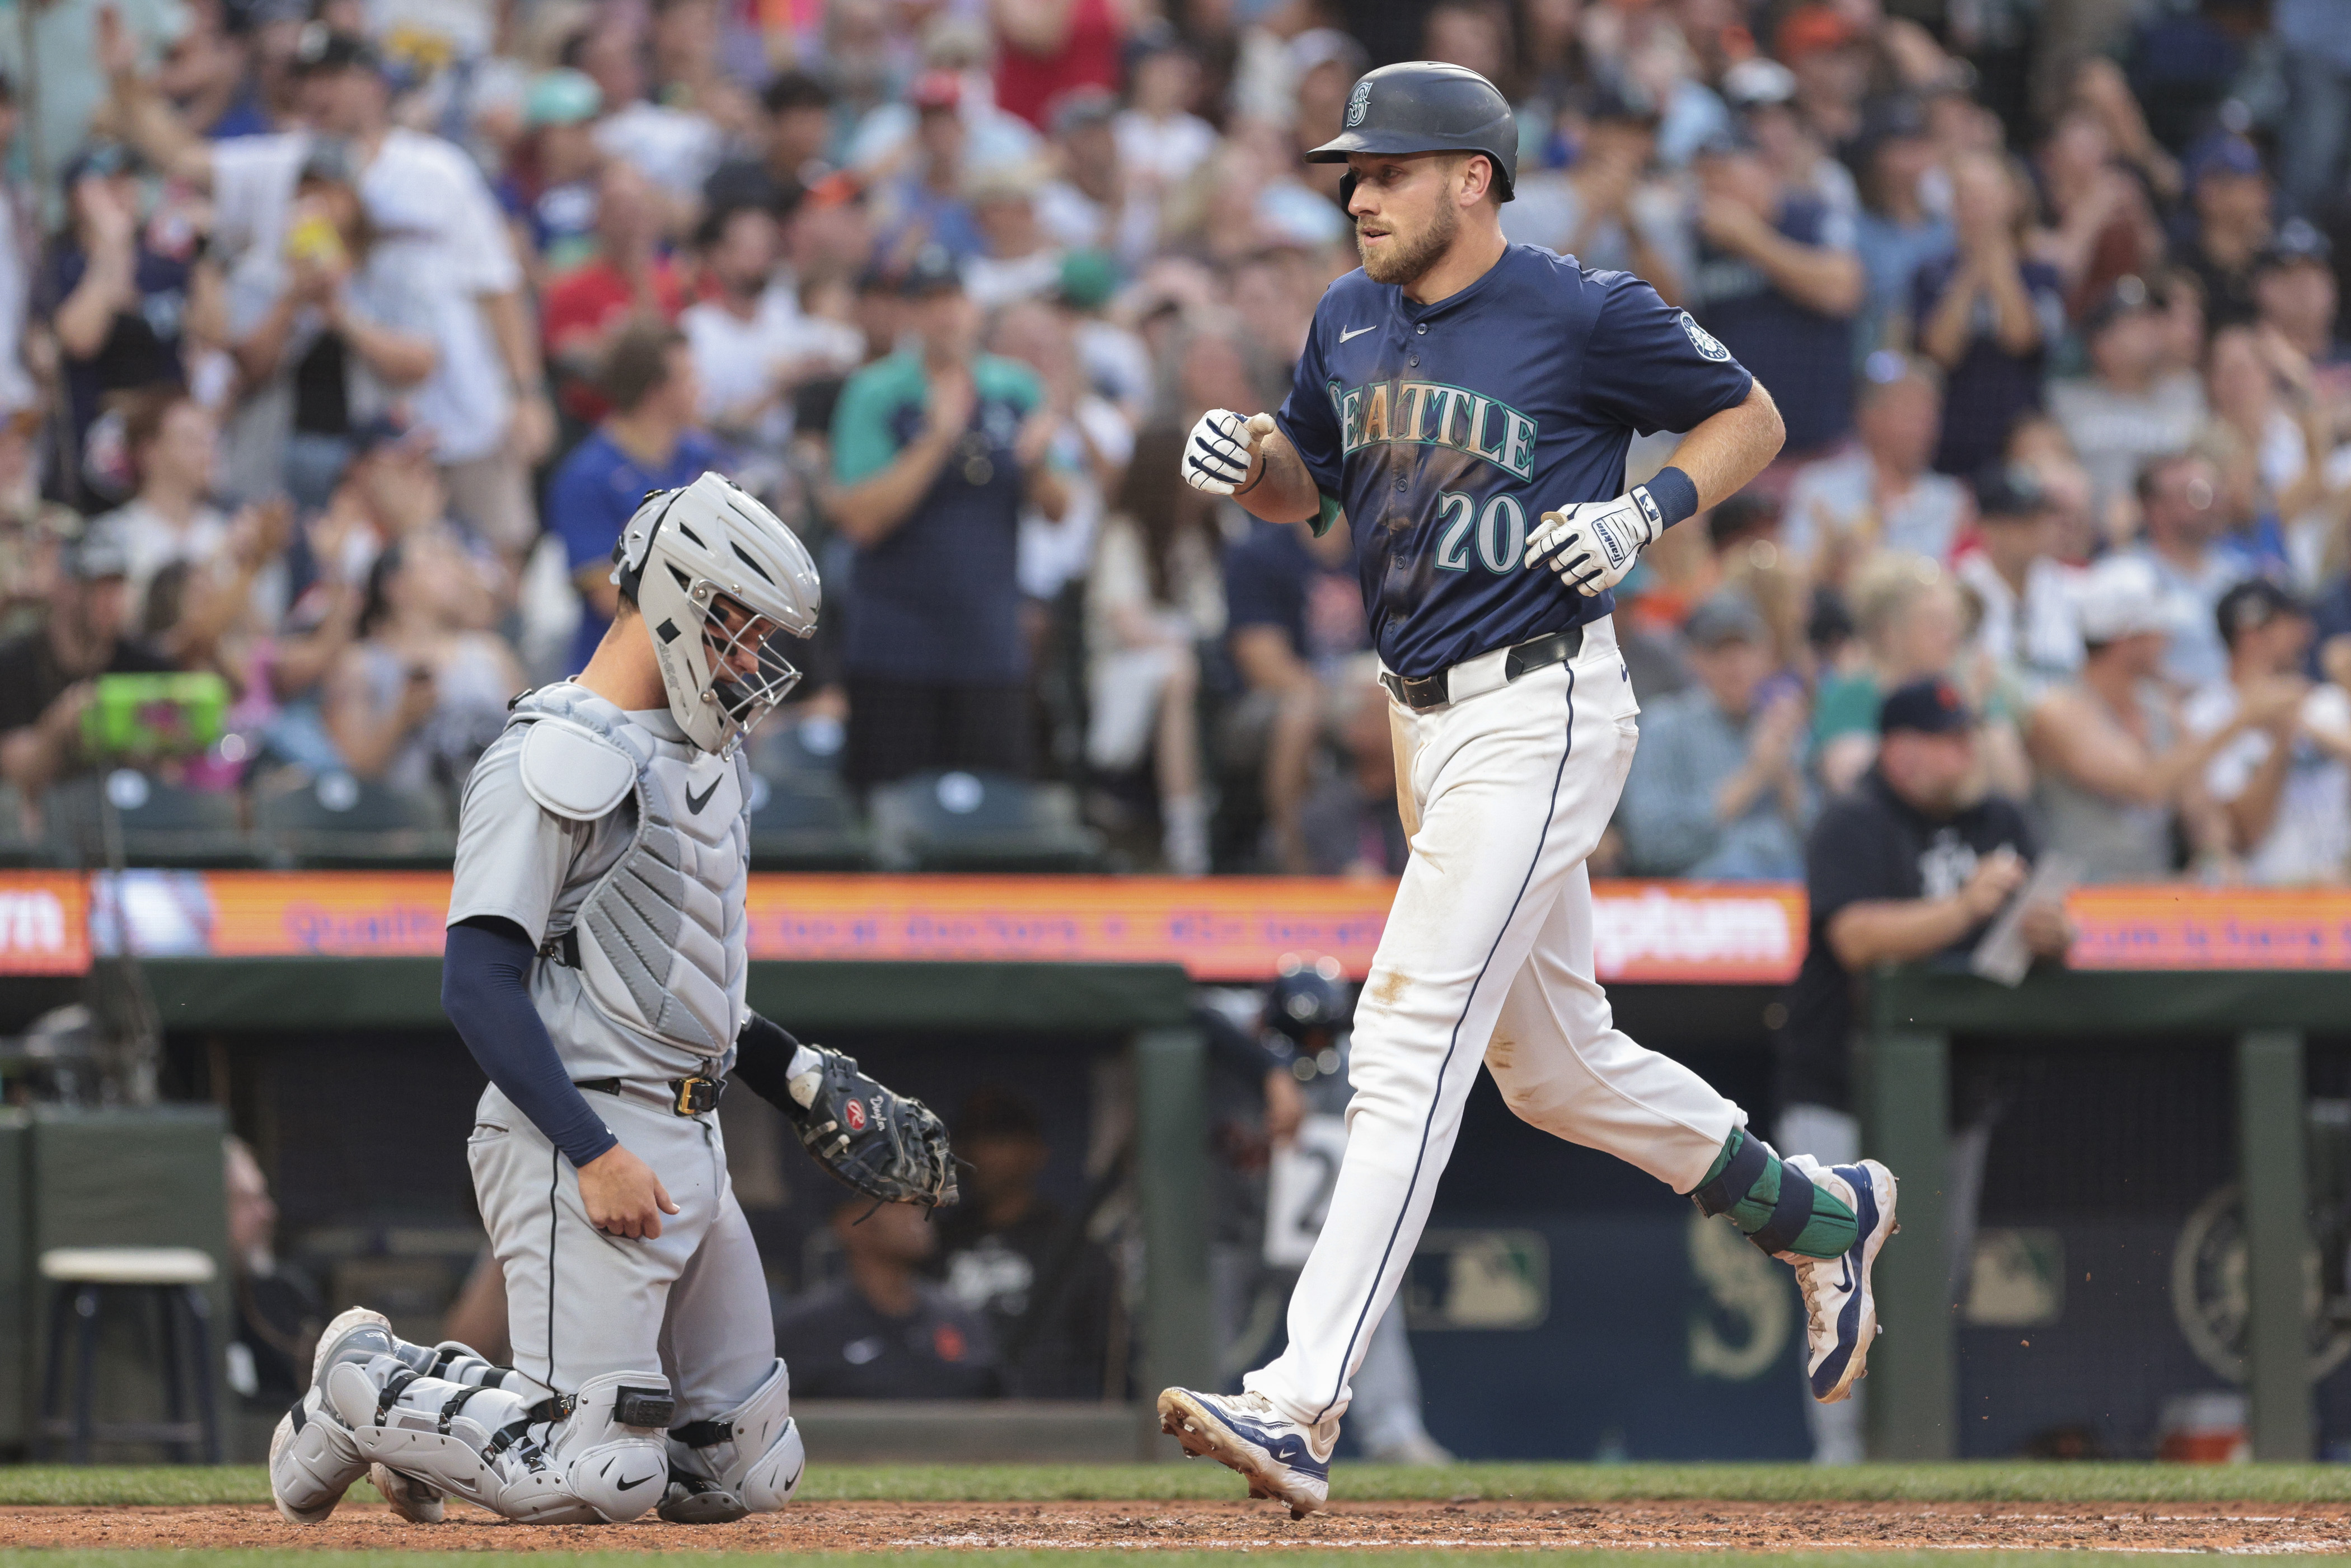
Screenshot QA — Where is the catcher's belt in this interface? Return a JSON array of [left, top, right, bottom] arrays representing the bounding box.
[[577, 1075, 728, 1117]]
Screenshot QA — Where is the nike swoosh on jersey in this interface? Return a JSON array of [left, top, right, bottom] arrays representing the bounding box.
[[686, 778, 722, 814], [1339, 325, 1376, 343]]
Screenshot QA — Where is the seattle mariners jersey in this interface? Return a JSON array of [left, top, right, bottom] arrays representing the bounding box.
[[1273, 244, 1754, 678]]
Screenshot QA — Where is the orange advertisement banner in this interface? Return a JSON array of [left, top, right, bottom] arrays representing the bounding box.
[[0, 870, 90, 975], [2066, 885, 2351, 970]]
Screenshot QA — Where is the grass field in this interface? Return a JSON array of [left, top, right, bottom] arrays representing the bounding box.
[[4, 1462, 2351, 1561]]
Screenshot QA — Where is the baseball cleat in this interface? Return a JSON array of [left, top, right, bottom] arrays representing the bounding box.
[[1157, 1387, 1337, 1519], [369, 1462, 448, 1524], [1789, 1157, 1898, 1403]]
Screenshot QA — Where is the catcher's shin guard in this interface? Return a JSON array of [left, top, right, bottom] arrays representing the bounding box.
[[268, 1385, 369, 1524], [368, 1341, 522, 1524], [659, 1359, 804, 1523]]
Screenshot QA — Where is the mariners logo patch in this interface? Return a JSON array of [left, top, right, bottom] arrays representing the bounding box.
[[1346, 80, 1370, 127], [1679, 311, 1731, 362]]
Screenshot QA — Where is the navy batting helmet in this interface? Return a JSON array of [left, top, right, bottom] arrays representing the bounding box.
[[1306, 60, 1518, 203], [1265, 957, 1353, 1045]]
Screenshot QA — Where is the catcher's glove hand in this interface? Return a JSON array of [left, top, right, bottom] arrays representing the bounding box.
[[783, 1043, 958, 1209]]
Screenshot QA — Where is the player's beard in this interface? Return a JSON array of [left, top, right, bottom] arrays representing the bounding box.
[[1358, 196, 1459, 287]]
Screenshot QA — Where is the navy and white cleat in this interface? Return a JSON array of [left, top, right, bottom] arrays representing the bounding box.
[[1788, 1156, 1898, 1403], [1156, 1388, 1337, 1518]]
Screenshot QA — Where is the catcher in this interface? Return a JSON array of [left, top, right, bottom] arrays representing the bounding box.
[[268, 474, 955, 1528]]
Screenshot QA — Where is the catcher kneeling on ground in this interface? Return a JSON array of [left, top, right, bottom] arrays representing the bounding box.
[[269, 473, 957, 1527]]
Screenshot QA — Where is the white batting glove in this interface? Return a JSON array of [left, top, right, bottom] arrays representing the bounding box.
[[1524, 489, 1665, 597], [1182, 408, 1275, 496]]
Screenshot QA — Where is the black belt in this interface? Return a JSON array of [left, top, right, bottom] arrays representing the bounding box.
[[540, 929, 582, 968], [1379, 625, 1583, 714], [578, 1074, 728, 1116]]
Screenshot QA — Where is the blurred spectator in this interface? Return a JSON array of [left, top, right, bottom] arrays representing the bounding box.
[[1223, 517, 1367, 872], [547, 319, 723, 675], [500, 69, 606, 285], [1617, 592, 1810, 879], [2204, 323, 2349, 593], [2032, 101, 2163, 321], [103, 390, 232, 612], [1775, 673, 2064, 1463], [2132, 450, 2255, 688], [542, 162, 688, 430], [156, 12, 271, 142], [829, 245, 1066, 790], [0, 528, 173, 801], [990, 0, 1126, 133], [1782, 355, 1966, 576], [223, 140, 437, 509], [1685, 127, 1863, 457], [1955, 464, 2084, 694], [2188, 579, 2351, 884], [1035, 90, 1134, 260], [570, 16, 723, 203], [965, 163, 1064, 310], [874, 73, 985, 263], [2049, 276, 2208, 516], [1913, 151, 2064, 479], [321, 524, 519, 790], [2252, 221, 2346, 388], [682, 203, 860, 470], [933, 1088, 1117, 1398], [2026, 554, 2246, 881], [2277, 0, 2351, 212], [41, 143, 208, 506], [1299, 666, 1407, 878], [0, 78, 34, 424], [1778, 4, 1870, 149], [1813, 553, 1968, 793], [1502, 82, 1687, 302], [1728, 55, 1856, 221], [2174, 135, 2273, 330], [223, 1135, 322, 1409], [1085, 424, 1221, 875], [776, 1197, 1001, 1398], [1849, 95, 1949, 363], [1113, 30, 1214, 196]]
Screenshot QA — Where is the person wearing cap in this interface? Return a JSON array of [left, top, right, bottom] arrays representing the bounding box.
[[0, 525, 176, 802], [964, 163, 1065, 310], [106, 24, 554, 557], [499, 69, 606, 283], [1782, 353, 1968, 574], [2176, 133, 2273, 330], [41, 141, 205, 505], [1955, 463, 2085, 694], [2025, 553, 2247, 881], [2048, 276, 2208, 514], [827, 244, 1069, 789], [870, 72, 990, 263], [1776, 671, 2064, 1462], [1616, 591, 1809, 879], [1686, 122, 1866, 457], [1726, 56, 1859, 224], [1501, 79, 1689, 302], [1913, 150, 2066, 478], [1777, 5, 1868, 144], [2184, 579, 2351, 883], [2252, 218, 2349, 396]]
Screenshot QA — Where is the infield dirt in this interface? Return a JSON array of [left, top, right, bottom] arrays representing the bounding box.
[[7, 1498, 2351, 1552]]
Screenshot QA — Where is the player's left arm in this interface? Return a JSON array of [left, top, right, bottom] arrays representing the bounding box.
[[1527, 279, 1786, 597], [734, 1013, 959, 1207]]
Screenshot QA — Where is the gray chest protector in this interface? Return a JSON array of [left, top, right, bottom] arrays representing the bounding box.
[[507, 684, 751, 1058]]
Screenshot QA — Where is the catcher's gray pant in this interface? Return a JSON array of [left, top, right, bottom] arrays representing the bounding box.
[[469, 1082, 777, 1421]]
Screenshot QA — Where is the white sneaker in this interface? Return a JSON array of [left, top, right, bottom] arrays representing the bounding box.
[[1158, 1387, 1338, 1518], [1787, 1157, 1898, 1403]]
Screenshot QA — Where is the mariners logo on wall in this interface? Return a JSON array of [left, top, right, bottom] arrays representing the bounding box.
[[1679, 310, 1731, 362], [1346, 80, 1370, 127]]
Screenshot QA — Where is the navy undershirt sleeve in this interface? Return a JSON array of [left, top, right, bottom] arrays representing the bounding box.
[[730, 1010, 807, 1118], [443, 916, 619, 1169]]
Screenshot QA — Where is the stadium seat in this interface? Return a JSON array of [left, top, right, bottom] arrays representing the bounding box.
[[746, 771, 873, 870], [868, 770, 1107, 873], [252, 771, 457, 870], [39, 771, 260, 869]]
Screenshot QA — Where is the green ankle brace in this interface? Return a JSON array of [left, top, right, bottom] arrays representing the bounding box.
[[1690, 1129, 1857, 1261]]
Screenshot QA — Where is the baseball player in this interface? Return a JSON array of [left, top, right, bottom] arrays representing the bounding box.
[[1159, 63, 1899, 1513], [266, 474, 954, 1527]]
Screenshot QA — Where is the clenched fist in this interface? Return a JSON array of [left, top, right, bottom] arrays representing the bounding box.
[[1182, 408, 1275, 496], [1525, 488, 1663, 597]]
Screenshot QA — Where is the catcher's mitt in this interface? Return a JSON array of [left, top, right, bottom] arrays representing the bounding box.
[[784, 1043, 958, 1209]]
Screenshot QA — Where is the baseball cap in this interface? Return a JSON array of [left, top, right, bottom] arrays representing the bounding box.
[[1692, 121, 1762, 160], [2187, 132, 2264, 185], [1577, 74, 1662, 127], [2256, 216, 2333, 273], [1684, 592, 1769, 649], [1878, 676, 1973, 737], [60, 525, 130, 582], [2083, 273, 2156, 336], [899, 242, 963, 297], [910, 69, 961, 112], [524, 68, 602, 129], [2216, 577, 2306, 647], [1056, 249, 1119, 310], [1973, 462, 2050, 521], [292, 24, 380, 76], [1777, 4, 1859, 60], [2072, 554, 2169, 645]]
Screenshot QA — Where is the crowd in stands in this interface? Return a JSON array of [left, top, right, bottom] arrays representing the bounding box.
[[2, 0, 2351, 884]]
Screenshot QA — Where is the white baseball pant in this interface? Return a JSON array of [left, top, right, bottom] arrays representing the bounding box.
[[468, 1082, 779, 1421], [1244, 620, 1745, 1426]]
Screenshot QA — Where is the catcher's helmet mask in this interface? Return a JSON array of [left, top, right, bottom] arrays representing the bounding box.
[[1310, 60, 1519, 208]]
